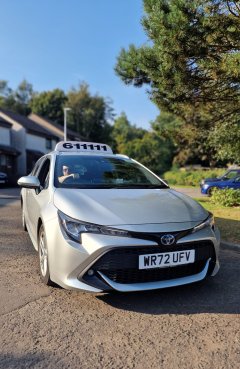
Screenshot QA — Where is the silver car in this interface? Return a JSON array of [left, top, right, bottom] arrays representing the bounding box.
[[18, 141, 220, 292]]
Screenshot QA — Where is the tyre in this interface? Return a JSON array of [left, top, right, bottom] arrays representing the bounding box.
[[38, 224, 53, 286], [207, 187, 215, 196]]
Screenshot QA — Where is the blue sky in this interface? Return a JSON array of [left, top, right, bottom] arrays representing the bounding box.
[[0, 0, 159, 128]]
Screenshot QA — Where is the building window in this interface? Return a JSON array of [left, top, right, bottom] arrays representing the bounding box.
[[46, 138, 52, 150], [0, 154, 7, 166]]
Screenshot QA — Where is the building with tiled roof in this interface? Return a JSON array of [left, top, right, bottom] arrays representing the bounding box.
[[0, 109, 58, 181], [29, 113, 83, 141]]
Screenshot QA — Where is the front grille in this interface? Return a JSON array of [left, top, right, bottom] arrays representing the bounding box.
[[104, 261, 206, 284], [83, 241, 215, 285]]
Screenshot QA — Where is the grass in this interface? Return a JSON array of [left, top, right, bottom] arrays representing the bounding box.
[[194, 197, 240, 244]]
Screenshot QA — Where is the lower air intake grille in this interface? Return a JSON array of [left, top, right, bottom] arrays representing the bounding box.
[[84, 241, 215, 285], [102, 261, 206, 284]]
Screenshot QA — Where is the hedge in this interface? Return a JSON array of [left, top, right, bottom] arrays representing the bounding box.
[[211, 188, 240, 207], [163, 169, 225, 187]]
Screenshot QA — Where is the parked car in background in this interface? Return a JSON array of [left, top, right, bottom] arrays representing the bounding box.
[[0, 171, 8, 185], [200, 169, 240, 195]]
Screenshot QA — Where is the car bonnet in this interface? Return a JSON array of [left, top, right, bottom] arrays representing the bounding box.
[[53, 188, 208, 231]]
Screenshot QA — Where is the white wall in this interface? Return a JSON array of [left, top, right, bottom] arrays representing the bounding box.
[[0, 127, 11, 145], [10, 123, 26, 176], [26, 134, 57, 153], [52, 139, 58, 150], [0, 113, 27, 175], [26, 133, 49, 153]]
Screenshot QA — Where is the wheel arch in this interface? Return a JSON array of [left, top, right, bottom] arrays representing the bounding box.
[[207, 186, 216, 196]]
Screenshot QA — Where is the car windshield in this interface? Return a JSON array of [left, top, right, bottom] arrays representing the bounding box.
[[54, 155, 168, 189]]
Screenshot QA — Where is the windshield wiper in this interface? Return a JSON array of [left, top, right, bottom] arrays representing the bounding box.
[[101, 184, 168, 189], [59, 183, 168, 189]]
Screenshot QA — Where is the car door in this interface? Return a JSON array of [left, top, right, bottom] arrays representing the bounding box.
[[25, 157, 51, 241], [23, 158, 43, 228], [232, 176, 240, 189]]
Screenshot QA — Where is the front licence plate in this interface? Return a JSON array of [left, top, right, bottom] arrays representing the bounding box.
[[0, 180, 5, 183], [139, 250, 195, 270]]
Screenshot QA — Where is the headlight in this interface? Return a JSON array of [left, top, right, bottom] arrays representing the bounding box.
[[58, 210, 130, 242], [192, 213, 215, 233]]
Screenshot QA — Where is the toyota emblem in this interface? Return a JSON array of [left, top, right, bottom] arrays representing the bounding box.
[[161, 234, 175, 245]]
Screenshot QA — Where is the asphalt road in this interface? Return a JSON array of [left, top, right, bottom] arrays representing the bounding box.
[[0, 189, 240, 369], [172, 186, 205, 198]]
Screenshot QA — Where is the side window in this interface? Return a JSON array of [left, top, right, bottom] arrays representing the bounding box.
[[31, 158, 43, 176], [37, 158, 51, 189]]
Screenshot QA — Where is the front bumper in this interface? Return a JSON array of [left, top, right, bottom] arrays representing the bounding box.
[[200, 183, 210, 194], [97, 259, 211, 292], [44, 217, 220, 293]]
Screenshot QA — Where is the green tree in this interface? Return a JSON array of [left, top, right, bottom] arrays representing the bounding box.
[[126, 132, 174, 174], [0, 80, 12, 99], [67, 83, 114, 143], [115, 0, 240, 163], [112, 112, 173, 173], [152, 111, 215, 166], [14, 79, 33, 115], [0, 79, 33, 115], [208, 121, 240, 164], [0, 80, 14, 110], [30, 89, 67, 124], [112, 112, 145, 152]]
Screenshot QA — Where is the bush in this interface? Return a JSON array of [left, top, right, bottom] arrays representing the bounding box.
[[211, 188, 240, 207], [163, 169, 224, 186]]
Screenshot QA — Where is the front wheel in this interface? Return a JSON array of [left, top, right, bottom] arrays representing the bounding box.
[[207, 187, 216, 196], [38, 224, 53, 286]]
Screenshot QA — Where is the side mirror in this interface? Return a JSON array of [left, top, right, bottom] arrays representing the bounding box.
[[17, 176, 41, 189]]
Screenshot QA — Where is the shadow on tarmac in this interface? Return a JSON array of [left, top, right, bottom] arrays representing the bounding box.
[[0, 353, 59, 369], [96, 248, 240, 315]]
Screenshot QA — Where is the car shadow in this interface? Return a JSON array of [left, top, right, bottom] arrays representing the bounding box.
[[96, 247, 240, 315], [0, 353, 59, 369]]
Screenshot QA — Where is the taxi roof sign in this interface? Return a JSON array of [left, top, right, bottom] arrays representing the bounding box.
[[55, 141, 113, 154]]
